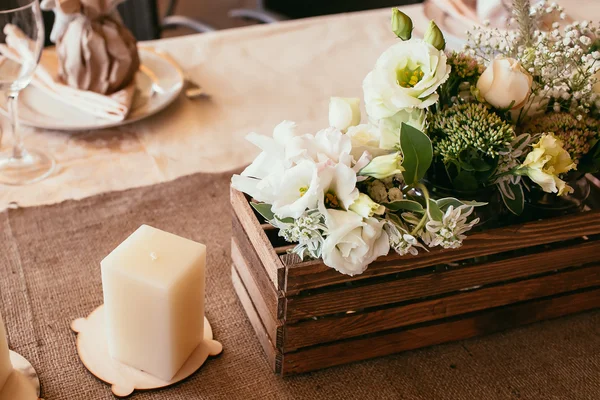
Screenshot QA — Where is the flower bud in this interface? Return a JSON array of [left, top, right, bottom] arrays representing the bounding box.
[[359, 152, 404, 179], [424, 21, 445, 51], [329, 97, 361, 132], [391, 8, 413, 41], [349, 193, 385, 218], [476, 57, 533, 109]]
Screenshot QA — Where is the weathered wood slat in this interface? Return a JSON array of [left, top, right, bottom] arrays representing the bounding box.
[[230, 188, 286, 289], [283, 264, 600, 350], [232, 241, 281, 345], [231, 265, 281, 373], [280, 288, 600, 375], [285, 240, 600, 321], [232, 214, 283, 318], [284, 209, 600, 293]]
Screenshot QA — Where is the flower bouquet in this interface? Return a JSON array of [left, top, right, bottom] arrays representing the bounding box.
[[232, 0, 600, 276]]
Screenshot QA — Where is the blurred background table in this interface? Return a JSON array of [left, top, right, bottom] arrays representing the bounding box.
[[4, 1, 599, 211]]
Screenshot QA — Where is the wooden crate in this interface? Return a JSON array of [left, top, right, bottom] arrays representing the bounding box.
[[230, 184, 600, 376]]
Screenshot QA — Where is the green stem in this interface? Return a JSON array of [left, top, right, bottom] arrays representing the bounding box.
[[411, 183, 431, 236]]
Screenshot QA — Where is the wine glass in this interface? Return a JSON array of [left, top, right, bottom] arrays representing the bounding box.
[[0, 0, 54, 185]]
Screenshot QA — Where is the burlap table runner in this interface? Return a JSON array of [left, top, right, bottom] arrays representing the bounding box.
[[0, 171, 598, 399]]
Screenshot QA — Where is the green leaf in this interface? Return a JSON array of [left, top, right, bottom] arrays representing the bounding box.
[[452, 171, 479, 191], [427, 199, 444, 221], [470, 158, 492, 172], [499, 181, 524, 215], [399, 123, 433, 185], [436, 197, 487, 211], [386, 212, 404, 227], [251, 202, 275, 222], [382, 199, 425, 213]]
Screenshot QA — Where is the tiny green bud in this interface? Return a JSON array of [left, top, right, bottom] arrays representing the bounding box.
[[424, 20, 446, 51], [391, 8, 413, 41]]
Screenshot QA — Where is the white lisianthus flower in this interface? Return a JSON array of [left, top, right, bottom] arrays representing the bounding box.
[[346, 124, 389, 160], [231, 121, 298, 203], [271, 161, 320, 219], [363, 40, 451, 120], [378, 108, 427, 150], [288, 127, 353, 165], [477, 57, 533, 110], [319, 162, 360, 211], [321, 209, 390, 276], [349, 193, 385, 218], [329, 97, 361, 132], [359, 152, 404, 179]]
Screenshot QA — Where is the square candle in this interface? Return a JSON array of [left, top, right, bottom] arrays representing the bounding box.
[[101, 225, 206, 381]]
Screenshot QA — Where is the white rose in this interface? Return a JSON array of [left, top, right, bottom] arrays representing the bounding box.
[[363, 39, 451, 120], [477, 57, 533, 110], [378, 108, 427, 150], [271, 160, 320, 219], [329, 97, 361, 132], [321, 209, 390, 276], [346, 124, 389, 160]]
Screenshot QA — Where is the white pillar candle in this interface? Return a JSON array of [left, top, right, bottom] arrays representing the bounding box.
[[101, 225, 206, 381], [0, 312, 13, 391]]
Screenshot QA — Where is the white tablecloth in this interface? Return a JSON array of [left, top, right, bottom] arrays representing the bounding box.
[[4, 1, 597, 210]]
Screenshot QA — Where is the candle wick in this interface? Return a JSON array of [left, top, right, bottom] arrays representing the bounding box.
[[150, 252, 158, 261]]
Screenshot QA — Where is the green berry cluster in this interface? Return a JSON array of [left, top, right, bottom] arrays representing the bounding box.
[[430, 103, 515, 162]]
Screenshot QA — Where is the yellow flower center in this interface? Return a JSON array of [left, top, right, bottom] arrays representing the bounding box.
[[299, 186, 309, 197], [396, 66, 425, 88], [325, 191, 341, 209]]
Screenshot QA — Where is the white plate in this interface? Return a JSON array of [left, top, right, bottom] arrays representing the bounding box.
[[0, 47, 184, 131]]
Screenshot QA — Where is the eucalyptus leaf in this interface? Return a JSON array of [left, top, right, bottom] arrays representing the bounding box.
[[399, 123, 433, 185], [382, 199, 425, 213], [251, 202, 275, 222], [499, 181, 524, 215]]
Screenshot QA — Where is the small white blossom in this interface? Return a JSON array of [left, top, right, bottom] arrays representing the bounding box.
[[384, 221, 426, 256], [422, 206, 479, 249], [272, 210, 327, 260]]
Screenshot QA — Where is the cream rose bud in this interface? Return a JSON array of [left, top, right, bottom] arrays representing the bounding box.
[[477, 57, 533, 110], [349, 193, 385, 218], [359, 152, 404, 179], [329, 97, 361, 132]]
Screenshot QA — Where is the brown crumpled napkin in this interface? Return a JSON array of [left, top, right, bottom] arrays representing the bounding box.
[[41, 0, 140, 95]]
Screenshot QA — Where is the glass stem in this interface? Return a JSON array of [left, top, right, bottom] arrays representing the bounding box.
[[7, 92, 24, 160]]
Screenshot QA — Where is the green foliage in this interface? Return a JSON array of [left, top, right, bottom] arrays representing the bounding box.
[[399, 123, 433, 185], [382, 199, 424, 213]]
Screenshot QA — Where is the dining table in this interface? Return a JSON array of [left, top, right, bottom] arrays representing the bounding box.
[[1, 2, 599, 399]]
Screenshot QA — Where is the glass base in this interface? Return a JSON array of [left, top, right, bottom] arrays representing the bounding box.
[[0, 148, 55, 186]]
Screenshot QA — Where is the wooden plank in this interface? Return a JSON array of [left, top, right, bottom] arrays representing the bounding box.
[[285, 240, 600, 321], [285, 210, 600, 293], [232, 240, 282, 346], [283, 264, 600, 350], [230, 188, 286, 289], [280, 288, 600, 375], [231, 265, 281, 373], [232, 214, 284, 319]]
